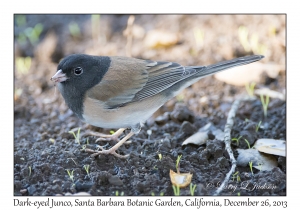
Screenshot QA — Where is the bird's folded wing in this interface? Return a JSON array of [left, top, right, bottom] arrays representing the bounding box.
[[87, 56, 202, 109]]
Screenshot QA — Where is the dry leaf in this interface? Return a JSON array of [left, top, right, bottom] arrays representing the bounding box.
[[237, 149, 278, 171], [169, 170, 193, 188], [182, 132, 208, 146], [254, 139, 286, 157]]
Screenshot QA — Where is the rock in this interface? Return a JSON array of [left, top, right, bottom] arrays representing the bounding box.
[[180, 121, 196, 135], [182, 132, 208, 146], [170, 103, 195, 123], [108, 175, 123, 186], [155, 112, 170, 125], [27, 185, 37, 195]]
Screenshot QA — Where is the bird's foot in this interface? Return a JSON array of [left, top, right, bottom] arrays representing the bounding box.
[[85, 131, 134, 158], [83, 128, 131, 144]]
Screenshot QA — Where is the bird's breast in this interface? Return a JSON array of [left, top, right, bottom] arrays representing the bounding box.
[[82, 95, 167, 129]]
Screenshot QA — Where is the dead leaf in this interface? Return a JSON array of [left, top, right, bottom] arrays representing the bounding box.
[[182, 132, 208, 146], [237, 149, 278, 171], [169, 170, 193, 188], [254, 139, 286, 157]]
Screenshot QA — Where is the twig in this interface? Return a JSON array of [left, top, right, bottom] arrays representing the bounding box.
[[214, 96, 255, 195]]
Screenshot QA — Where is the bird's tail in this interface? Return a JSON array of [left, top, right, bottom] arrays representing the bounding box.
[[193, 55, 264, 78]]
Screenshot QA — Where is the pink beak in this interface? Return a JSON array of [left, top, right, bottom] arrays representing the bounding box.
[[51, 70, 68, 83]]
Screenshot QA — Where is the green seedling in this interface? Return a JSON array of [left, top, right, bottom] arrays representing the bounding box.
[[237, 192, 241, 196], [249, 161, 254, 175], [232, 171, 241, 182], [193, 28, 204, 49], [231, 136, 242, 146], [16, 15, 26, 26], [83, 165, 90, 177], [81, 145, 86, 151], [68, 128, 81, 144], [238, 26, 251, 52], [245, 82, 256, 97], [16, 57, 31, 75], [66, 169, 74, 182], [176, 155, 182, 173], [28, 166, 32, 177], [189, 183, 197, 196], [151, 192, 155, 196], [158, 153, 162, 161], [24, 23, 44, 45], [91, 14, 101, 41], [255, 121, 262, 132], [110, 130, 115, 134], [68, 21, 81, 38], [115, 191, 124, 196], [250, 33, 268, 55], [244, 138, 251, 149], [172, 185, 180, 196], [160, 192, 164, 196], [260, 94, 270, 117]]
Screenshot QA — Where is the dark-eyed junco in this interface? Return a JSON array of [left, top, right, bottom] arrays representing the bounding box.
[[51, 54, 264, 158]]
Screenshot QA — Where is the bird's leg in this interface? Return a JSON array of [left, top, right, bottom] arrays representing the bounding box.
[[90, 131, 135, 158], [83, 128, 130, 143]]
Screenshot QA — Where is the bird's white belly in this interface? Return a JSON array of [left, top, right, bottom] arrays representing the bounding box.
[[82, 96, 165, 129]]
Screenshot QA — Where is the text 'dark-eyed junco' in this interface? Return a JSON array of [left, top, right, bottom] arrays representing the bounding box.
[[51, 54, 264, 158]]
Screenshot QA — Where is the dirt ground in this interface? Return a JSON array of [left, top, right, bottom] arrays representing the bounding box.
[[14, 14, 286, 196]]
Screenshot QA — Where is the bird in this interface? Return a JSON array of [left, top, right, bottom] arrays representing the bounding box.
[[51, 54, 264, 158]]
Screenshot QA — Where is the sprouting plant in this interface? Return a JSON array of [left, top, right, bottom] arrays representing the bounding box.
[[151, 192, 155, 196], [176, 155, 182, 173], [172, 185, 180, 196], [81, 145, 86, 151], [110, 130, 115, 134], [245, 82, 256, 97], [244, 138, 251, 149], [86, 138, 89, 145], [232, 136, 242, 146], [193, 28, 204, 49], [238, 26, 251, 52], [24, 23, 44, 45], [237, 192, 241, 196], [158, 153, 162, 161], [160, 192, 164, 196], [28, 166, 32, 177], [66, 169, 74, 182], [91, 14, 101, 41], [260, 94, 270, 117], [83, 165, 90, 177], [115, 191, 124, 196], [16, 57, 31, 75], [232, 171, 241, 182], [68, 128, 81, 144], [190, 183, 197, 196], [249, 162, 254, 175], [255, 121, 262, 132], [68, 21, 81, 38]]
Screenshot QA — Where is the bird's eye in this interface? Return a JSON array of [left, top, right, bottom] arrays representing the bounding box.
[[74, 67, 83, 75]]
